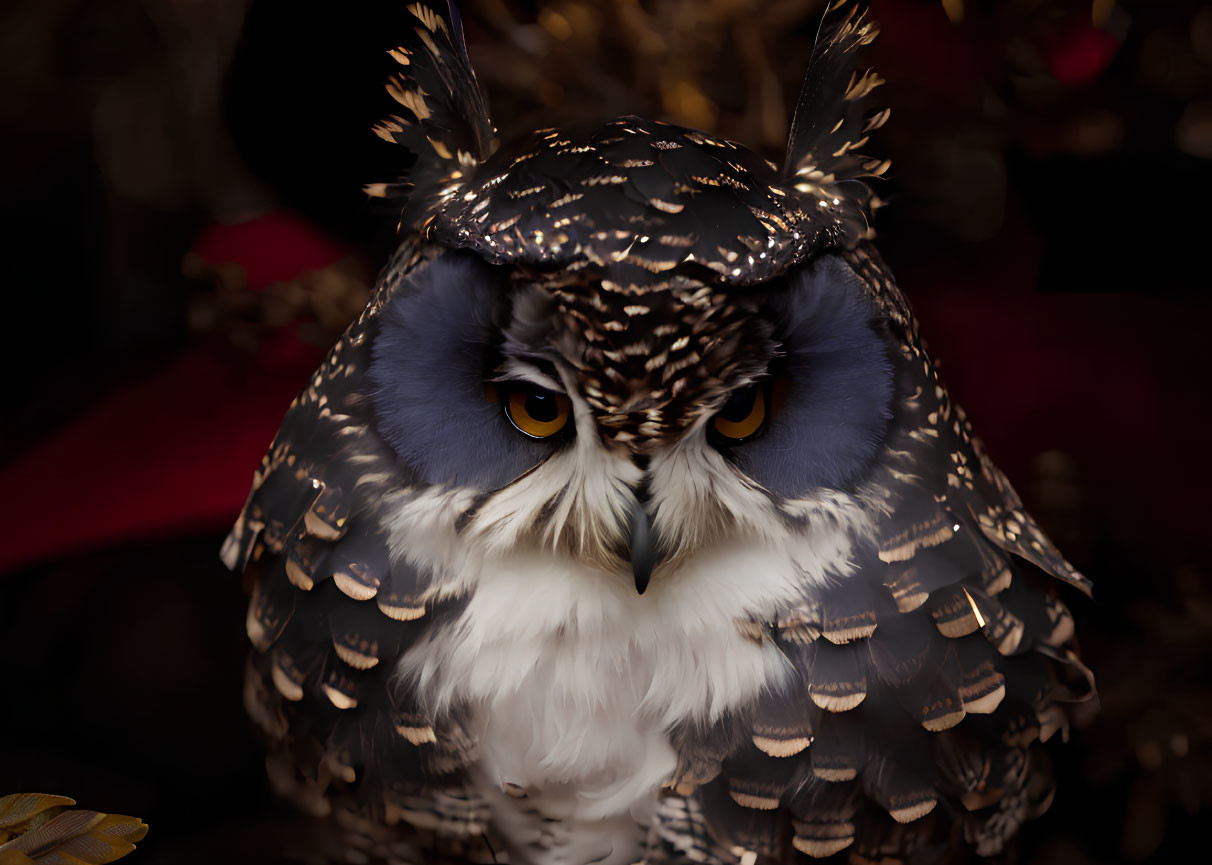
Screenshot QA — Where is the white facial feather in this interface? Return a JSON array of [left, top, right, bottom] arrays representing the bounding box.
[[651, 423, 872, 588]]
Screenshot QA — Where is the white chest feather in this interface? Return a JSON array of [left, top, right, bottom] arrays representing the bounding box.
[[387, 445, 870, 864], [397, 538, 827, 865]]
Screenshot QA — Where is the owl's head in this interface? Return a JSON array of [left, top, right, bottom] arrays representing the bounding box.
[[361, 0, 893, 593]]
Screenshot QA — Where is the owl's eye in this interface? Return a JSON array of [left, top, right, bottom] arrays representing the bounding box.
[[503, 385, 572, 439], [712, 385, 767, 442]]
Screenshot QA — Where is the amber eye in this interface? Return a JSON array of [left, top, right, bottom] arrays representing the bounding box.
[[504, 385, 572, 439], [712, 384, 767, 442]]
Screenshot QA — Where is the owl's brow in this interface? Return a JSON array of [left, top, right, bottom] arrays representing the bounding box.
[[492, 356, 566, 394]]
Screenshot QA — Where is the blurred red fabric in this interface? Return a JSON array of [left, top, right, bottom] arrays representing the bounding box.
[[0, 211, 333, 573]]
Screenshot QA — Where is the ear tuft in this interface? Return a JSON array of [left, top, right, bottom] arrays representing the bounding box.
[[367, 2, 497, 231], [783, 0, 888, 242]]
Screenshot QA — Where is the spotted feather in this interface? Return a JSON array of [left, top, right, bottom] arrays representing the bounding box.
[[227, 2, 1094, 864]]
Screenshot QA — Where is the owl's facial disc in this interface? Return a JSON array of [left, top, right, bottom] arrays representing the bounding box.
[[705, 255, 895, 496], [369, 254, 564, 490], [370, 251, 893, 592]]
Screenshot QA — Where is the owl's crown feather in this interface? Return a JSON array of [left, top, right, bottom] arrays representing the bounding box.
[[368, 0, 889, 278]]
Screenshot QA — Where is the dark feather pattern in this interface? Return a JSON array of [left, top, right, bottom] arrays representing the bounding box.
[[365, 2, 497, 231], [224, 1, 1095, 862], [783, 0, 889, 240], [656, 245, 1096, 863]]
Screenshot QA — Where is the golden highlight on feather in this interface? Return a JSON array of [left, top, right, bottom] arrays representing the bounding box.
[[323, 684, 358, 710], [413, 26, 442, 59], [334, 642, 379, 670], [809, 689, 866, 712], [753, 735, 812, 758], [303, 514, 343, 541], [888, 799, 937, 824], [271, 661, 304, 701], [934, 603, 982, 638], [373, 121, 404, 143], [922, 709, 966, 732], [792, 835, 854, 858], [284, 559, 314, 591], [333, 571, 377, 601], [408, 2, 447, 35], [962, 684, 1006, 715], [962, 586, 986, 627], [397, 724, 438, 745], [378, 600, 427, 621], [820, 621, 877, 644], [984, 613, 1026, 655], [728, 791, 781, 811], [878, 523, 956, 563], [884, 577, 929, 612], [386, 79, 432, 121]]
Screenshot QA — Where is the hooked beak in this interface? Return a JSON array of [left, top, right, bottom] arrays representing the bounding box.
[[628, 497, 659, 594]]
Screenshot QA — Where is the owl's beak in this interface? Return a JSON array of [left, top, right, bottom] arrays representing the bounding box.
[[628, 498, 658, 594]]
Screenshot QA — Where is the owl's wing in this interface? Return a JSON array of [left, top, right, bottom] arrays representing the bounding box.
[[221, 241, 490, 846], [662, 248, 1095, 863], [365, 1, 497, 230]]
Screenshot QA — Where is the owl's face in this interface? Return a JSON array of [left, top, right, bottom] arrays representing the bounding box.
[[365, 117, 895, 595]]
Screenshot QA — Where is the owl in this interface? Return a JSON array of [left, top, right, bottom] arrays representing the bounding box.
[[222, 2, 1096, 864]]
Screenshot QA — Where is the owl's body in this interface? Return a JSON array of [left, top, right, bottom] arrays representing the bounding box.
[[225, 4, 1095, 864]]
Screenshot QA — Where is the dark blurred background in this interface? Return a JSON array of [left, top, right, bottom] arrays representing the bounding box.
[[1, 0, 1210, 862]]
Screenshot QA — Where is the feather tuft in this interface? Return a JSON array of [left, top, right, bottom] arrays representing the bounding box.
[[369, 2, 497, 230], [781, 0, 886, 243]]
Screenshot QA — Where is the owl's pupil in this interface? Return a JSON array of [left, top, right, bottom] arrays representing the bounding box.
[[525, 392, 560, 423], [719, 388, 758, 423]]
